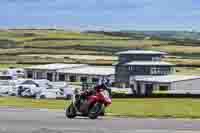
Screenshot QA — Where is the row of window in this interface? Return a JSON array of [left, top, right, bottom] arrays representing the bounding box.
[[159, 85, 168, 91], [120, 56, 161, 61], [27, 71, 100, 83], [69, 76, 99, 83], [150, 67, 171, 75], [128, 66, 137, 71], [27, 71, 54, 81], [152, 57, 161, 61], [128, 66, 172, 75], [128, 66, 149, 72]]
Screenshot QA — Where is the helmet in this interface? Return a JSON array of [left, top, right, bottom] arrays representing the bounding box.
[[74, 88, 79, 94]]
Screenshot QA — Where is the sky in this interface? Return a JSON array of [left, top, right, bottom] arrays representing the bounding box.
[[0, 0, 200, 31]]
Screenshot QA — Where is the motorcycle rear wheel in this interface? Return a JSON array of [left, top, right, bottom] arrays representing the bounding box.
[[88, 103, 102, 119], [66, 103, 76, 119]]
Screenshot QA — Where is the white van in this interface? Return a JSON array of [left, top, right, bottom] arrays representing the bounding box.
[[0, 68, 25, 80]]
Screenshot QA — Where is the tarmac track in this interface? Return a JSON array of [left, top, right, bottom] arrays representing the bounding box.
[[0, 107, 200, 133]]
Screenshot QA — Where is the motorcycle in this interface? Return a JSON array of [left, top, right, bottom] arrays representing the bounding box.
[[65, 85, 112, 119]]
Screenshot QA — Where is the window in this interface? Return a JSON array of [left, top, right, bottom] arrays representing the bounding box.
[[16, 70, 21, 73], [2, 70, 8, 75], [27, 71, 33, 78], [59, 74, 65, 81], [151, 67, 160, 75], [152, 57, 161, 61], [80, 77, 87, 83], [145, 84, 154, 95], [151, 67, 171, 75], [36, 72, 43, 79], [0, 76, 12, 80], [0, 80, 10, 86], [69, 75, 76, 82], [159, 86, 168, 91], [151, 67, 170, 75], [171, 68, 175, 74], [46, 83, 53, 89], [47, 73, 53, 81], [22, 80, 40, 87], [128, 66, 132, 71], [128, 66, 136, 71], [92, 78, 99, 83]]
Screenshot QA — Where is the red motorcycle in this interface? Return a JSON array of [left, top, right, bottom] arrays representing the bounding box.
[[65, 84, 112, 119]]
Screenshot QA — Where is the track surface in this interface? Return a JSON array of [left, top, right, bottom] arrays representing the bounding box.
[[0, 107, 200, 133]]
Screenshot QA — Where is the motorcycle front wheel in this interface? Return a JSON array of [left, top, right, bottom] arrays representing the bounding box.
[[65, 103, 76, 119], [88, 102, 102, 119]]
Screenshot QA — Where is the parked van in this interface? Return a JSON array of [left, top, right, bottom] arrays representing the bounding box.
[[0, 68, 25, 80]]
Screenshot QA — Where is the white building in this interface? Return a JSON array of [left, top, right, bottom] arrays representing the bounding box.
[[130, 75, 200, 95], [116, 50, 200, 95], [57, 65, 115, 83], [24, 64, 115, 83], [24, 64, 87, 81]]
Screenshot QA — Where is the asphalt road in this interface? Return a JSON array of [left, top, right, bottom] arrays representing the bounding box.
[[0, 108, 200, 133]]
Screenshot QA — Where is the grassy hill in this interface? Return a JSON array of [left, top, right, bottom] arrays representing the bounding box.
[[1, 29, 200, 74], [0, 29, 166, 64]]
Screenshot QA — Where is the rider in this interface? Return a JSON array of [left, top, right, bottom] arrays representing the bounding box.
[[78, 77, 111, 103], [97, 77, 112, 96], [84, 77, 112, 98]]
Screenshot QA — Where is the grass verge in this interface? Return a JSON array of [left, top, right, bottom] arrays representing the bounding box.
[[1, 97, 200, 118]]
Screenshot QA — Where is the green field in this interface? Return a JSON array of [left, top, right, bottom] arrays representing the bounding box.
[[1, 97, 200, 118]]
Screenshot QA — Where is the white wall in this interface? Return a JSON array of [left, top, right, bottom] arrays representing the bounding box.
[[171, 79, 200, 93]]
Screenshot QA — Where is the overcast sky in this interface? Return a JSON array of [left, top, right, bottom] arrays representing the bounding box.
[[1, 0, 200, 31]]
